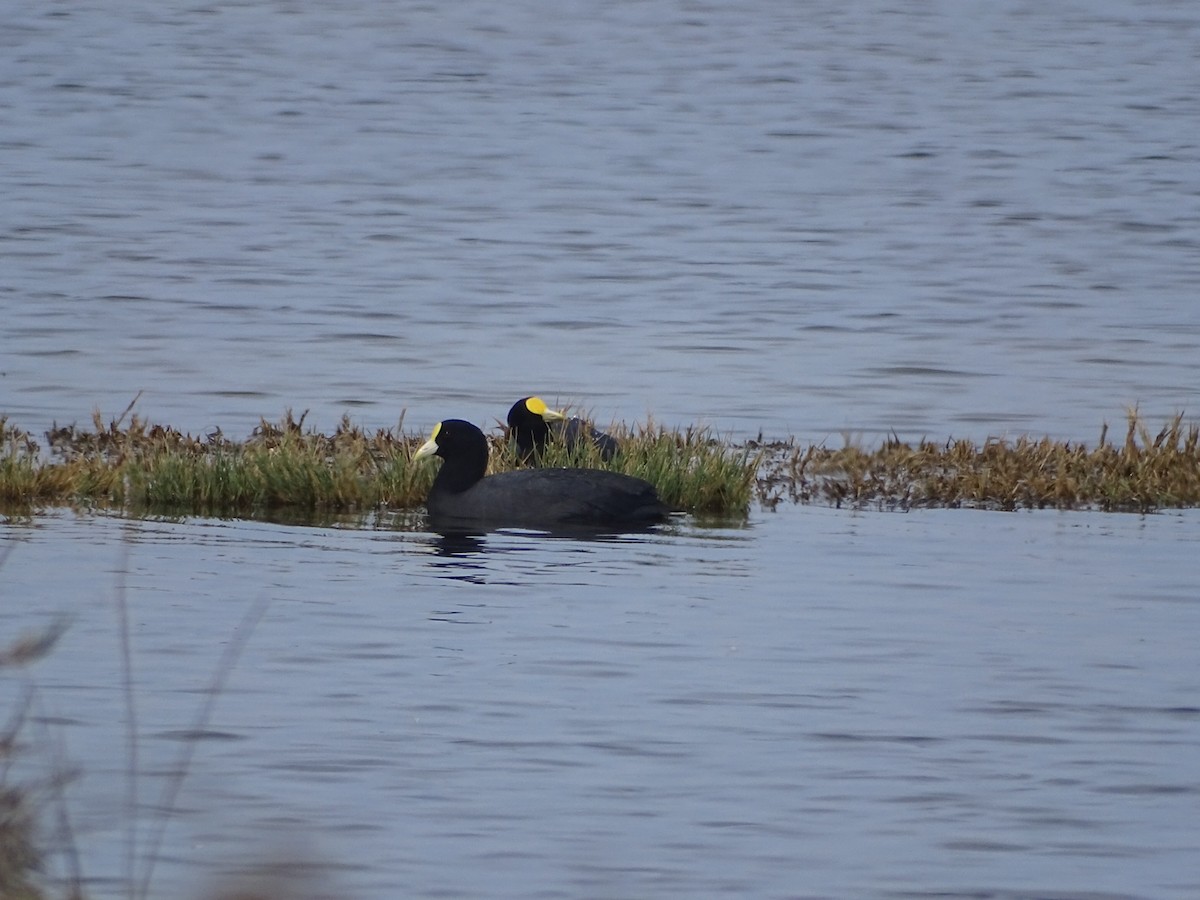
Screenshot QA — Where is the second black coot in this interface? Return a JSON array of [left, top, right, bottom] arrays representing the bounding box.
[[506, 396, 619, 462], [415, 418, 666, 532]]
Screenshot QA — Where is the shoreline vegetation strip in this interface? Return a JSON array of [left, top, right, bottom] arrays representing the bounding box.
[[1, 410, 1198, 519]]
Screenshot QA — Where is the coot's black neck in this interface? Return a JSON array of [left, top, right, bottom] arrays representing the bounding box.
[[432, 429, 489, 495]]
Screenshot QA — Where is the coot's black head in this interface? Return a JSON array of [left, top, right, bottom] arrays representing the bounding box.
[[507, 396, 565, 460], [414, 418, 489, 493]]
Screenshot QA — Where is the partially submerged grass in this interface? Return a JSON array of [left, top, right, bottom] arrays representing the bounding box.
[[3, 409, 1200, 520], [1, 411, 432, 520], [758, 411, 1200, 513], [0, 410, 755, 520]]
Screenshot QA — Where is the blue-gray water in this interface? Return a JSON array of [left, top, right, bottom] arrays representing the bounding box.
[[5, 508, 1200, 899], [2, 1, 1199, 898], [4, 0, 1199, 442]]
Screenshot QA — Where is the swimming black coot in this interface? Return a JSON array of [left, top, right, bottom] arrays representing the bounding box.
[[414, 418, 666, 532], [506, 396, 620, 462]]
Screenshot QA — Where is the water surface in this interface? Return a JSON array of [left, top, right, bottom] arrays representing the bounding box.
[[3, 3, 1199, 898], [2, 1, 1198, 442], [4, 508, 1199, 898]]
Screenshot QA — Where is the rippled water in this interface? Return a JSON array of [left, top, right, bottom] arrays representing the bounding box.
[[3, 509, 1199, 898], [3, 2, 1200, 898], [3, 1, 1199, 442]]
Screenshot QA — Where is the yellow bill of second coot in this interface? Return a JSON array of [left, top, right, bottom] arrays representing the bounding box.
[[414, 418, 666, 533]]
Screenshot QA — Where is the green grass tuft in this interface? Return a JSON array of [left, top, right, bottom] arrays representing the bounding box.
[[493, 419, 757, 516]]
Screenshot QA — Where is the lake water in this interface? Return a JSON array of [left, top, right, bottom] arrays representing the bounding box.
[[4, 0, 1199, 443], [5, 507, 1200, 899], [2, 1, 1199, 898]]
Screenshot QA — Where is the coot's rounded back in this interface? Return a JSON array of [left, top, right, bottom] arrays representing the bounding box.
[[416, 418, 665, 532]]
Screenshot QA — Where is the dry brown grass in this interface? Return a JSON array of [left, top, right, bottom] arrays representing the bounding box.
[[755, 411, 1200, 513]]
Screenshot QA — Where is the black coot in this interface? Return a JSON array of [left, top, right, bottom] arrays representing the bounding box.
[[506, 396, 619, 462], [414, 418, 666, 532]]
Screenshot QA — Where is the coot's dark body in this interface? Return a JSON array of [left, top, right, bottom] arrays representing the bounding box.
[[415, 418, 667, 533], [426, 466, 667, 530]]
